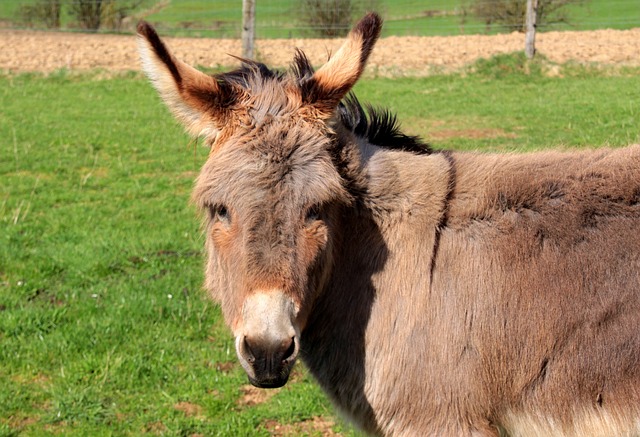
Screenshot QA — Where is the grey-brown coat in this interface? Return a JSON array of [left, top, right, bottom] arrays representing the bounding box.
[[137, 13, 640, 436]]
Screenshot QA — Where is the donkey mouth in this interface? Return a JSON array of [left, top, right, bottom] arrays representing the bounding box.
[[248, 372, 291, 389]]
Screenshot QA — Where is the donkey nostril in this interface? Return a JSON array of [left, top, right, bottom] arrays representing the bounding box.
[[243, 337, 256, 364], [281, 337, 296, 363]]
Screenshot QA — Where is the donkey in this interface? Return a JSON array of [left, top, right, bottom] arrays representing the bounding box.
[[137, 13, 640, 437]]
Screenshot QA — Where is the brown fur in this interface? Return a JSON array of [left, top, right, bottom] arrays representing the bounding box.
[[137, 13, 640, 436]]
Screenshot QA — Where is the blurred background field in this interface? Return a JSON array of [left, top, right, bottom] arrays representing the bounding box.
[[0, 0, 638, 38]]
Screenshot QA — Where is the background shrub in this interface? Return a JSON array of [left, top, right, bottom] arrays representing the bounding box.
[[18, 0, 61, 28], [470, 0, 583, 32]]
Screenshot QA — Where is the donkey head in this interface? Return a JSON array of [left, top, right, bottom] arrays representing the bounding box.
[[137, 13, 382, 388]]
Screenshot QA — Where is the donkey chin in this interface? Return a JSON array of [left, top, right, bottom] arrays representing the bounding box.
[[234, 291, 301, 388]]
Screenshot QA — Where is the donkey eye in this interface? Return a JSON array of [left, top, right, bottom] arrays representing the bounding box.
[[305, 204, 321, 223], [210, 204, 231, 224]]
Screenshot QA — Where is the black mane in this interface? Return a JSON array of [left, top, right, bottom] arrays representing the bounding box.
[[215, 57, 286, 87], [215, 52, 432, 155], [338, 94, 432, 155]]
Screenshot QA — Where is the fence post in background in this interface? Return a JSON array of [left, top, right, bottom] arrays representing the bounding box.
[[242, 0, 256, 59], [525, 0, 538, 59]]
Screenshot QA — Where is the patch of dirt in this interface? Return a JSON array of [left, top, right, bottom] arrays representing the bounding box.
[[1, 28, 639, 75], [213, 360, 236, 373], [237, 384, 280, 407], [173, 401, 204, 418], [43, 421, 68, 435], [6, 415, 39, 431], [11, 373, 51, 386], [143, 420, 168, 435], [263, 416, 339, 436]]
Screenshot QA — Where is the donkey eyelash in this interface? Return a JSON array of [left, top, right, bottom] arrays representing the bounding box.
[[305, 204, 322, 222], [209, 204, 231, 223]]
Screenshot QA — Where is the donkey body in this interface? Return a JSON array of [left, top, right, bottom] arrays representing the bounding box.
[[137, 14, 640, 436]]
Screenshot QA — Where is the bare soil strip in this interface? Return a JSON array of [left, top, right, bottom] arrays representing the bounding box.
[[1, 28, 639, 75]]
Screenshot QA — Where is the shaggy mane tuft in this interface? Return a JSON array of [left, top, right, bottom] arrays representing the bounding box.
[[214, 53, 431, 155], [338, 94, 432, 154], [215, 57, 286, 87]]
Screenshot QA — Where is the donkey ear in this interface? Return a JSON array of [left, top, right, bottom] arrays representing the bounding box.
[[303, 13, 382, 116], [137, 21, 235, 139]]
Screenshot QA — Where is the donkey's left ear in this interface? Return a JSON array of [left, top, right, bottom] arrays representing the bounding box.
[[137, 21, 236, 139], [302, 13, 382, 116]]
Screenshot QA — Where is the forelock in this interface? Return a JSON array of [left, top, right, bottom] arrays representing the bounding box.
[[192, 116, 344, 213]]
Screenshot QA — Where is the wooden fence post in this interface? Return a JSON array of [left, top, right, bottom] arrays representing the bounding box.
[[242, 0, 256, 59], [525, 0, 538, 59]]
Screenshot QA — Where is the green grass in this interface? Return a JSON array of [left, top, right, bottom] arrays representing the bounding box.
[[0, 71, 343, 436], [142, 0, 639, 37], [1, 58, 640, 435], [1, 0, 638, 37], [568, 0, 640, 30], [357, 55, 640, 151], [141, 0, 242, 37]]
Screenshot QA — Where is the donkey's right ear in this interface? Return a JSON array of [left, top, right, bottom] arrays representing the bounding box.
[[137, 21, 234, 139]]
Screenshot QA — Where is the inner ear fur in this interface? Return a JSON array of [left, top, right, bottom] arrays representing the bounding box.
[[137, 21, 235, 138], [302, 12, 383, 116]]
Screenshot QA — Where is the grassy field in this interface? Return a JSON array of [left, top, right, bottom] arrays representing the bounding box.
[[1, 0, 638, 37], [1, 58, 640, 435], [142, 0, 640, 37]]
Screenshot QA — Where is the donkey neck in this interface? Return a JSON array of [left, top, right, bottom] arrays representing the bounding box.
[[300, 146, 454, 432]]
